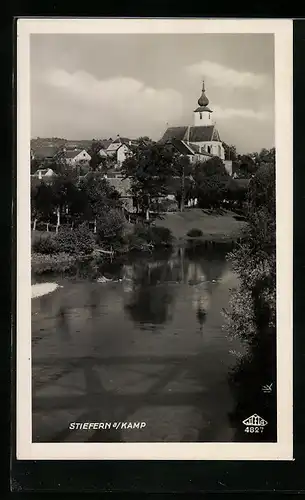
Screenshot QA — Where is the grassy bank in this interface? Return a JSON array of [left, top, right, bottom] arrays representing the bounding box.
[[154, 208, 247, 244]]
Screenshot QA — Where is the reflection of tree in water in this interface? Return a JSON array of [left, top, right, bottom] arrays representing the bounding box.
[[196, 307, 207, 332], [124, 260, 176, 325], [56, 305, 71, 341], [228, 329, 277, 442]]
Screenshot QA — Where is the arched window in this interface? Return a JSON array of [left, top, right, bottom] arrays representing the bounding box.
[[208, 145, 211, 154], [200, 112, 202, 120]]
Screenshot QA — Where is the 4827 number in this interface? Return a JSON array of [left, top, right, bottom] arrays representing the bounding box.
[[244, 426, 264, 433]]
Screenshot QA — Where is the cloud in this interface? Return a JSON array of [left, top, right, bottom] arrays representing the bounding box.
[[213, 106, 271, 121], [185, 60, 268, 90], [38, 69, 183, 138]]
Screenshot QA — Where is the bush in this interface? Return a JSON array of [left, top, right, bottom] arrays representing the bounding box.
[[31, 252, 76, 275], [54, 227, 78, 254], [187, 228, 203, 238], [96, 209, 125, 246], [32, 233, 59, 254], [74, 222, 95, 255], [133, 224, 173, 248], [150, 226, 173, 246]]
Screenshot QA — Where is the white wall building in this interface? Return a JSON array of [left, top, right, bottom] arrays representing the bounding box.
[[65, 149, 91, 166], [106, 137, 133, 166], [160, 80, 226, 162]]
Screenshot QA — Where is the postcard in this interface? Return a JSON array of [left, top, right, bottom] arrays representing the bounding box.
[[16, 18, 293, 460]]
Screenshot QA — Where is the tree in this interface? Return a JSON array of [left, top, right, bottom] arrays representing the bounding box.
[[193, 157, 230, 209], [51, 168, 80, 226], [236, 154, 257, 178], [79, 173, 122, 222], [88, 140, 104, 171], [222, 142, 238, 162], [96, 208, 125, 247], [252, 147, 275, 168], [31, 181, 54, 221], [224, 160, 276, 348], [121, 142, 181, 220]]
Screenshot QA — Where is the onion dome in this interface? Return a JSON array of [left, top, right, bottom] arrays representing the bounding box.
[[198, 80, 209, 107]]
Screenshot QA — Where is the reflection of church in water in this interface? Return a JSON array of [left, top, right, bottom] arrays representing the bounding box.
[[122, 248, 216, 332]]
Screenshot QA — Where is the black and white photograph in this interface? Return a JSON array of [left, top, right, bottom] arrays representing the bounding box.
[[16, 18, 293, 460]]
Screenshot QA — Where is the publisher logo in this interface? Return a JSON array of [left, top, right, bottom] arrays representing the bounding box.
[[242, 414, 268, 427]]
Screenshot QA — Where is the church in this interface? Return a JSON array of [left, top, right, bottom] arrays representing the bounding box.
[[159, 80, 226, 162]]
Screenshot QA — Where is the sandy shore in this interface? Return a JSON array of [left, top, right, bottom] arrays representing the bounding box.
[[32, 282, 60, 299]]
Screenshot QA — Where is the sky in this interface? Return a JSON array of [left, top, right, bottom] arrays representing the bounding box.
[[30, 33, 274, 154]]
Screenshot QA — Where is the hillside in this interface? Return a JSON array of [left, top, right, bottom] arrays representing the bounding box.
[[30, 137, 108, 152]]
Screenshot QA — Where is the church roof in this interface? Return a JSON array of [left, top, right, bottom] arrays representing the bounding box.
[[160, 125, 217, 144], [159, 126, 188, 144], [171, 138, 196, 155], [194, 106, 213, 113], [197, 80, 210, 107], [188, 125, 215, 142]]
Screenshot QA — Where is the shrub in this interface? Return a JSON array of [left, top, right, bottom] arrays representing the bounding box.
[[132, 224, 173, 248], [125, 231, 151, 252], [32, 233, 59, 254], [187, 228, 203, 238], [150, 226, 173, 247], [74, 222, 95, 255], [96, 209, 125, 246], [31, 252, 76, 275], [54, 227, 78, 254]]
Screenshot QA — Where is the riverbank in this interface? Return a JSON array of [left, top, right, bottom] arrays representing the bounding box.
[[32, 210, 247, 275]]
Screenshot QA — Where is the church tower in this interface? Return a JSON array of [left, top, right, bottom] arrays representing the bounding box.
[[193, 80, 213, 126]]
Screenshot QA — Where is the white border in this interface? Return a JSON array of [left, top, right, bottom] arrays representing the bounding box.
[[16, 18, 293, 461]]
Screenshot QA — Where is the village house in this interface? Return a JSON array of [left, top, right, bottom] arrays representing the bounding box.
[[105, 136, 134, 167], [64, 148, 91, 167]]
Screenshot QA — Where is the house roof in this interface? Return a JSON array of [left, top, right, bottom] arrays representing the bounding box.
[[99, 139, 112, 149], [107, 143, 122, 152], [112, 137, 132, 144], [33, 146, 59, 158], [65, 149, 84, 159], [33, 168, 56, 176]]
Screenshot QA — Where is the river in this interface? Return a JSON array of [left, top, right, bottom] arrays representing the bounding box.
[[32, 245, 276, 443]]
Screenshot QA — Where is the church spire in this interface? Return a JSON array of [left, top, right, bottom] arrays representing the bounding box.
[[198, 80, 209, 107]]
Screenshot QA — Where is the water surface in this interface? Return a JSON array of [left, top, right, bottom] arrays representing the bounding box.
[[32, 246, 275, 443]]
